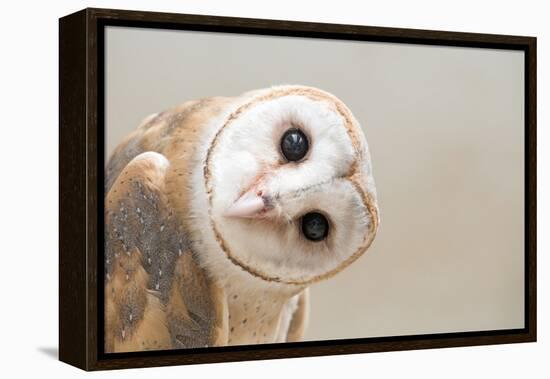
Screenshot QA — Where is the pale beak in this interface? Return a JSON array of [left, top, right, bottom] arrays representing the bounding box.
[[224, 190, 271, 218]]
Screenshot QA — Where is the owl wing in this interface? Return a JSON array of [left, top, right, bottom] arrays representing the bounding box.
[[104, 152, 228, 352], [285, 289, 309, 342]]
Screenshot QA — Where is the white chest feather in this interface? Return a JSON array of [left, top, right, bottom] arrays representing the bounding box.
[[224, 282, 301, 345]]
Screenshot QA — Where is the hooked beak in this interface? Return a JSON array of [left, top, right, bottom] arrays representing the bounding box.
[[224, 189, 273, 218]]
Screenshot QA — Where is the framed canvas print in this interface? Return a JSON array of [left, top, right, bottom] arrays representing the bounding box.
[[59, 8, 537, 371]]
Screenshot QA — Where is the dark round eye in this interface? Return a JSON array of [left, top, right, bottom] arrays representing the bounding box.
[[280, 128, 309, 162], [301, 212, 329, 241]]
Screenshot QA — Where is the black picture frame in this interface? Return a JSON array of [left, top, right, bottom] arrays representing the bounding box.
[[59, 7, 537, 371]]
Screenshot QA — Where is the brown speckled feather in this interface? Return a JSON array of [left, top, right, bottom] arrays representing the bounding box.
[[104, 146, 228, 352]]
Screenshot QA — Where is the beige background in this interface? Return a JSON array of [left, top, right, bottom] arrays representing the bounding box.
[[105, 26, 524, 341]]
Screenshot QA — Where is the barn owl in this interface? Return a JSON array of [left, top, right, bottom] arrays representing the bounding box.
[[104, 85, 379, 352]]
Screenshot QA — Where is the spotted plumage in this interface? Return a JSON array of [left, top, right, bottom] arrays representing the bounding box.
[[104, 85, 379, 352]]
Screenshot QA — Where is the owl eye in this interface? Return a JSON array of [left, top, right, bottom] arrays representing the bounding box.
[[301, 212, 329, 241], [280, 128, 309, 162]]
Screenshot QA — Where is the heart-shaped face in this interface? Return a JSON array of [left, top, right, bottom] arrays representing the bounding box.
[[199, 86, 379, 286]]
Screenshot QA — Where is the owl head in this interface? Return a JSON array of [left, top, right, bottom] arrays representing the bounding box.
[[193, 85, 379, 288]]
